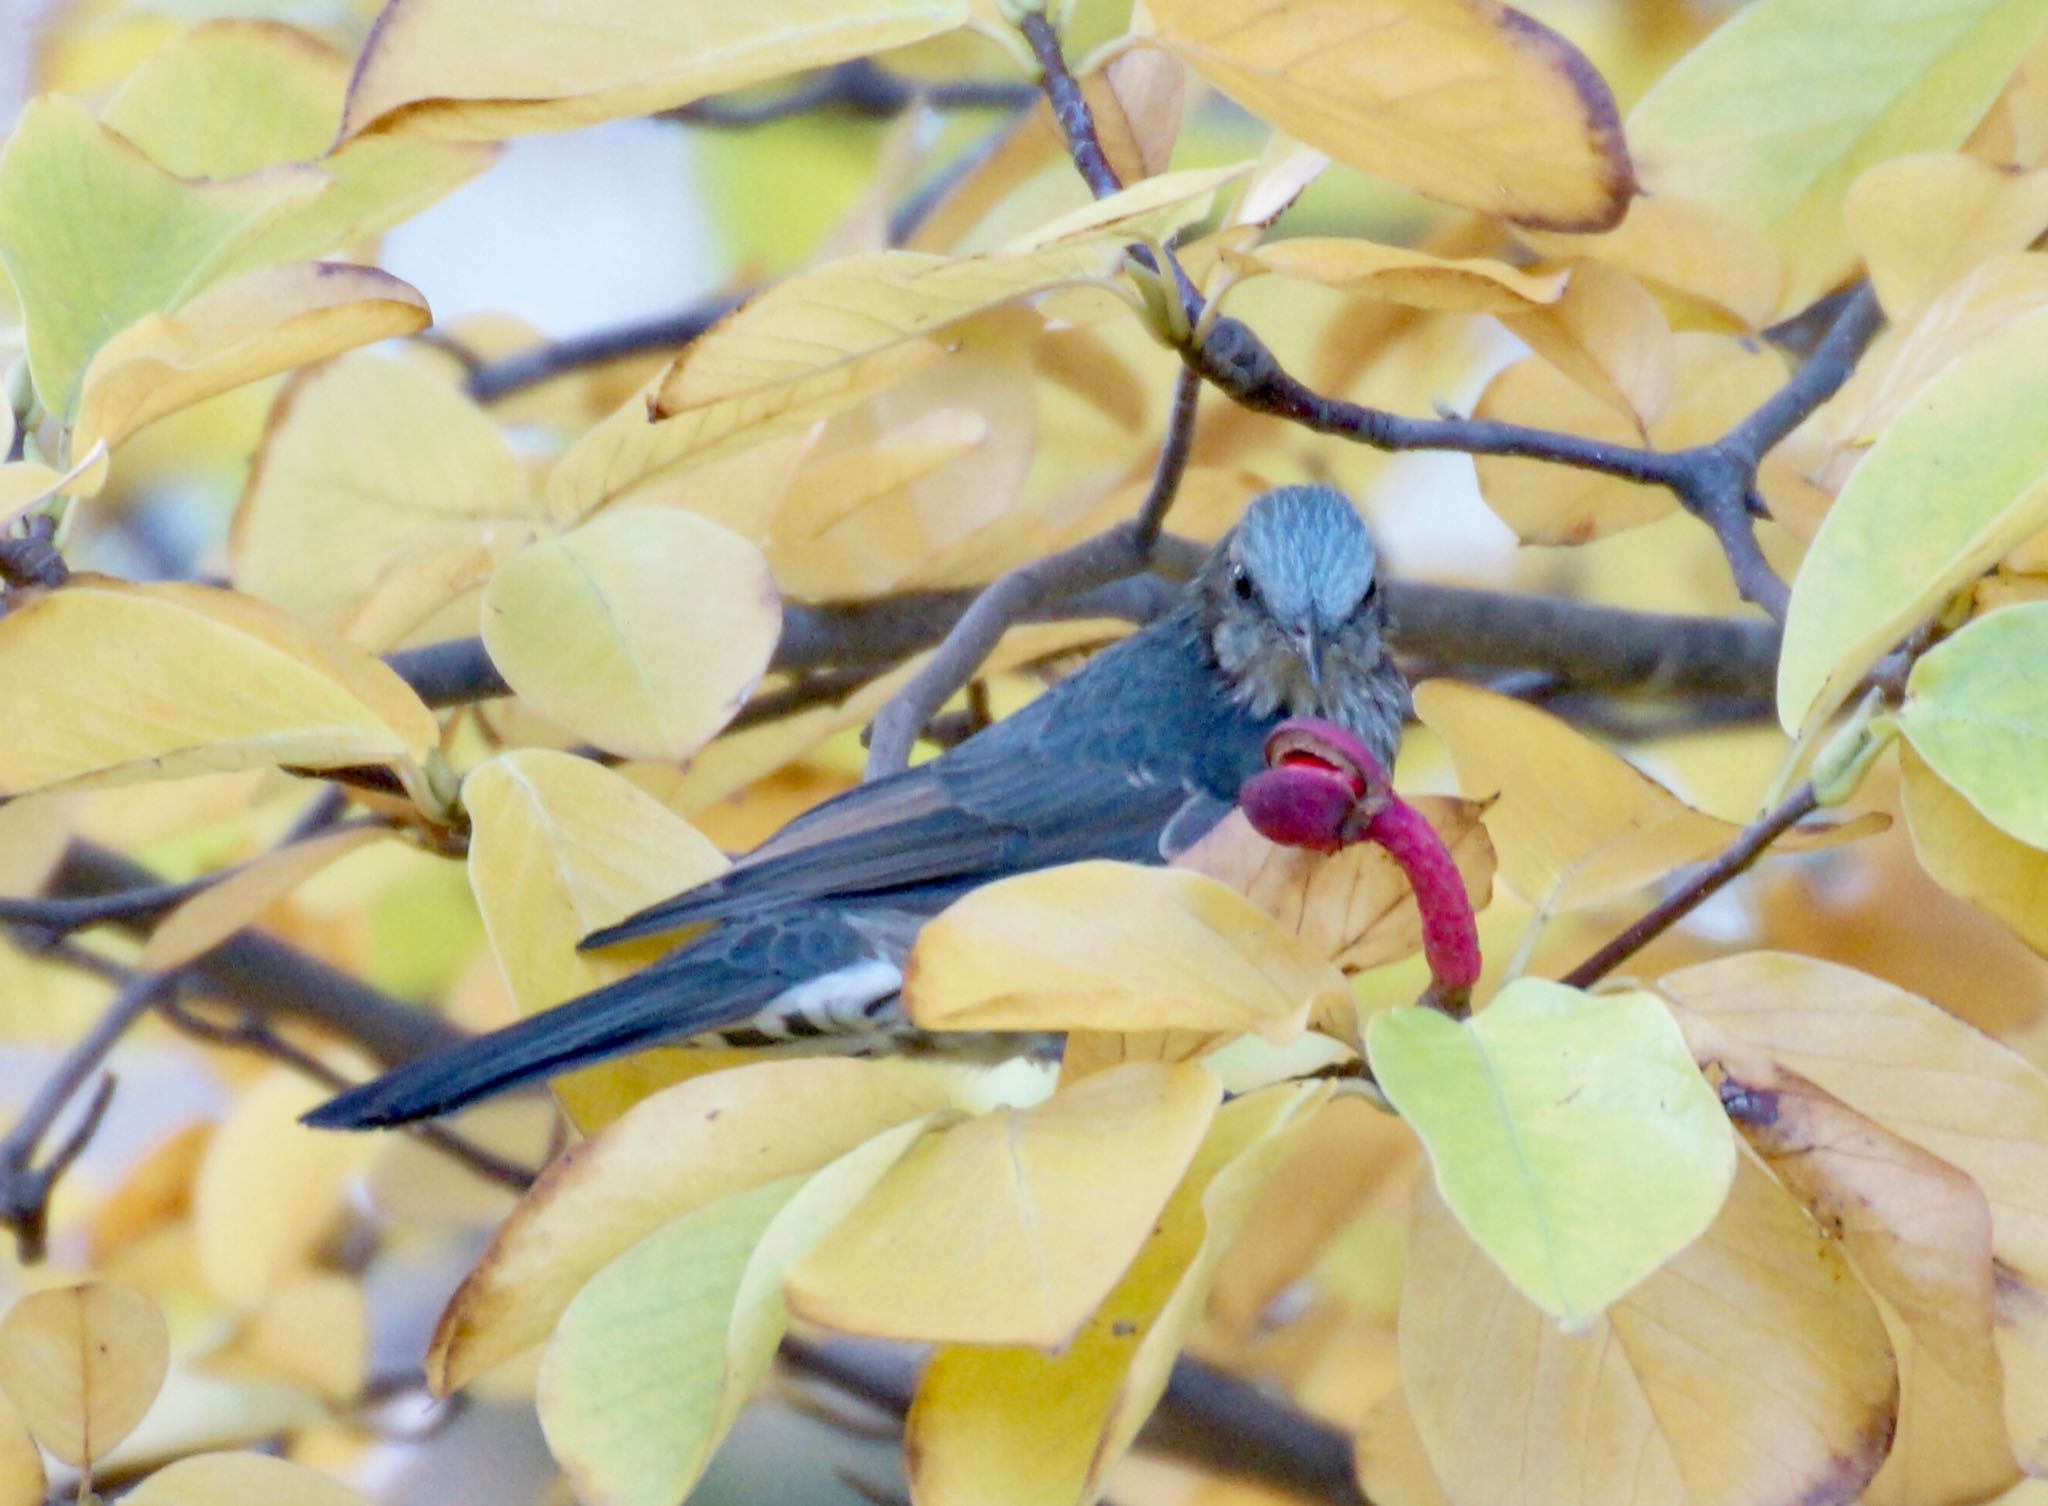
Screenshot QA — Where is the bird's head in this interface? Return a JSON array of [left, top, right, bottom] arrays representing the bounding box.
[[1197, 485, 1408, 758]]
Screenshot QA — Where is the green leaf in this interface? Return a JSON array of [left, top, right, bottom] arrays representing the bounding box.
[[1368, 981, 1736, 1326], [0, 97, 324, 414], [1897, 603, 2048, 848], [1628, 0, 2048, 313], [1778, 309, 2048, 737], [536, 1119, 929, 1506], [100, 21, 494, 281]]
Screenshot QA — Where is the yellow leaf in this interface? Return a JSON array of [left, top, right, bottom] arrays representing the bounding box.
[[1519, 192, 1784, 331], [1658, 950, 2048, 1468], [904, 860, 1346, 1040], [428, 1058, 954, 1392], [906, 1081, 1329, 1506], [232, 350, 544, 632], [140, 826, 384, 972], [538, 1119, 930, 1506], [1691, 1033, 2018, 1506], [1402, 1155, 1898, 1506], [1474, 331, 1789, 545], [1901, 742, 2048, 954], [482, 509, 780, 761], [1174, 800, 1495, 975], [0, 96, 324, 412], [341, 0, 968, 140], [192, 1068, 377, 1305], [123, 1452, 371, 1506], [0, 1392, 41, 1506], [1847, 153, 2048, 320], [549, 166, 1232, 519], [1143, 0, 1634, 231], [764, 407, 989, 597], [1780, 312, 2048, 736], [785, 1062, 1224, 1346], [0, 577, 441, 797], [1355, 1386, 1454, 1506], [1813, 252, 2048, 492], [1500, 261, 1674, 429], [461, 749, 730, 1129], [0, 794, 77, 898], [208, 1273, 369, 1405], [74, 262, 431, 456], [0, 1283, 169, 1467], [1413, 679, 1873, 910], [98, 19, 491, 276], [1236, 237, 1570, 313], [1627, 0, 2048, 315], [1097, 45, 1186, 183]]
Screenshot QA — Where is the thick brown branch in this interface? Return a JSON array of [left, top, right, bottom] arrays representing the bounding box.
[[667, 59, 1037, 127], [779, 1335, 1369, 1506], [1560, 782, 1824, 988], [45, 843, 465, 1065]]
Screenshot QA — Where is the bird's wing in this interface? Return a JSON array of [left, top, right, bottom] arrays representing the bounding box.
[[581, 616, 1269, 949]]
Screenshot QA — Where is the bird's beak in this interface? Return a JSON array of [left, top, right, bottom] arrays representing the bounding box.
[[1296, 622, 1326, 690]]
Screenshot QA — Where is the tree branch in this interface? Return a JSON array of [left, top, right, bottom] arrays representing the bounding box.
[[666, 59, 1037, 127], [1559, 782, 1823, 988], [0, 973, 169, 1260], [863, 362, 1206, 775], [1017, 11, 1884, 625], [779, 1334, 1370, 1506], [43, 843, 465, 1065], [463, 291, 751, 403]]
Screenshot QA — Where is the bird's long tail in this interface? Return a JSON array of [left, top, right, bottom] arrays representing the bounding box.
[[307, 903, 922, 1130], [301, 947, 796, 1130]]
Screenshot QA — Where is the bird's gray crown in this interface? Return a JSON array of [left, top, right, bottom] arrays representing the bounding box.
[[1230, 484, 1378, 629]]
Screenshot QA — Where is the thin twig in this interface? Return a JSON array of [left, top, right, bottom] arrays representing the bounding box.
[[462, 291, 751, 403], [1560, 782, 1824, 988], [0, 973, 171, 1259], [156, 998, 538, 1193], [863, 367, 1205, 775]]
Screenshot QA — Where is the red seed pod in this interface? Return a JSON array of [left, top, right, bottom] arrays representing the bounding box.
[[1239, 763, 1357, 851], [1243, 716, 1482, 1015]]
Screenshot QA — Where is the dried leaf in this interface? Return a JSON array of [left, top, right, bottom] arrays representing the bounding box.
[[1401, 1156, 1898, 1506], [0, 1283, 169, 1467], [1144, 0, 1635, 231]]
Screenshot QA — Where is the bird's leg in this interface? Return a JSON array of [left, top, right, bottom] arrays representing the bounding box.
[[1239, 718, 1480, 1017]]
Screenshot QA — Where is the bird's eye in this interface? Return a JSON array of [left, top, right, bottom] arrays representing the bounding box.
[[1232, 567, 1255, 603]]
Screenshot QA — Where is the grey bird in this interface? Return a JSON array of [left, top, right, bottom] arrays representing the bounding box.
[[305, 485, 1409, 1130]]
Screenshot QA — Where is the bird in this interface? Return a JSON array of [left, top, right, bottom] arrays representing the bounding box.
[[305, 484, 1410, 1130]]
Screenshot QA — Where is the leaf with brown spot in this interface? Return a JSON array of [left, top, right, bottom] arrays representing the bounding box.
[[1401, 1155, 1898, 1506], [0, 1283, 169, 1468]]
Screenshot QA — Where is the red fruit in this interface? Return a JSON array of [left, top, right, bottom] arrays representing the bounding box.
[[1240, 763, 1357, 852], [1241, 716, 1481, 1015]]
